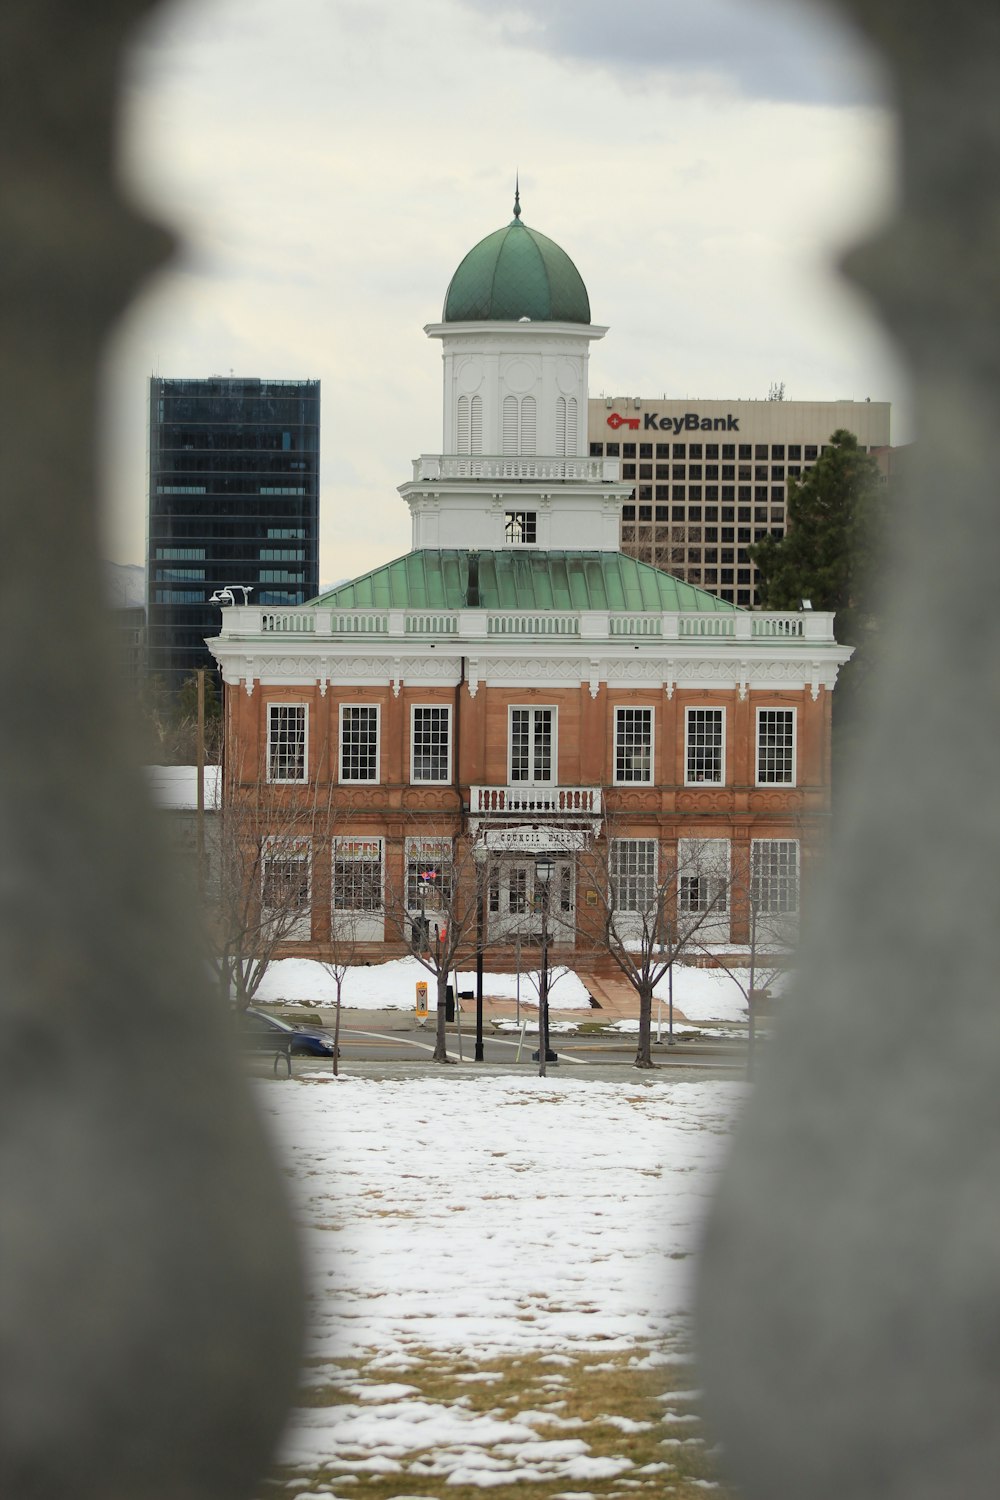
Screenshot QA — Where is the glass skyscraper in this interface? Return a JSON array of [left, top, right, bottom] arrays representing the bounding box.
[[147, 376, 320, 689]]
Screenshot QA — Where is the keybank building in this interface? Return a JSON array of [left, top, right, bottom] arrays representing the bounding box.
[[147, 376, 320, 690]]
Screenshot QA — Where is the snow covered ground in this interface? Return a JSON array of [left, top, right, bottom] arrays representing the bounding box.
[[254, 954, 783, 1024], [256, 1074, 744, 1491]]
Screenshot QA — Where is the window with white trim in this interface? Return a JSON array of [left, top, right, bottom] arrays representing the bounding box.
[[685, 707, 725, 785], [267, 704, 307, 782], [614, 706, 653, 784], [504, 510, 537, 544], [678, 838, 730, 916], [411, 705, 451, 783], [611, 838, 658, 913], [261, 840, 311, 939], [509, 707, 555, 784], [340, 704, 379, 782], [751, 839, 799, 914], [756, 708, 796, 785], [405, 838, 453, 911], [332, 838, 383, 913]]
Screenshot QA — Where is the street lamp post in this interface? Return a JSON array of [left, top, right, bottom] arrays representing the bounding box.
[[472, 841, 487, 1062], [534, 853, 555, 1078]]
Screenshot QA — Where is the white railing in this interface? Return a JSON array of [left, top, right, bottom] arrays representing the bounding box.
[[215, 605, 836, 644], [411, 453, 617, 482], [260, 611, 316, 634], [486, 613, 580, 637], [609, 614, 663, 637], [470, 786, 602, 816], [406, 611, 459, 635]]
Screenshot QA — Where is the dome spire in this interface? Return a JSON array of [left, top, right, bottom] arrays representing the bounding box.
[[513, 174, 521, 221]]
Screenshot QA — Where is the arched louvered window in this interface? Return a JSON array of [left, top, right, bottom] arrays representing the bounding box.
[[556, 397, 567, 456], [565, 396, 577, 456], [457, 395, 470, 454], [469, 395, 483, 455], [502, 395, 518, 455], [520, 395, 536, 455]]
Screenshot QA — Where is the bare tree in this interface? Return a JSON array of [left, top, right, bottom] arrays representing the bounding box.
[[691, 840, 799, 1079], [318, 913, 365, 1078], [578, 831, 731, 1069], [382, 834, 484, 1064]]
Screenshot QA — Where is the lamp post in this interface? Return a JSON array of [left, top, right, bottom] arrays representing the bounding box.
[[534, 853, 555, 1077], [472, 841, 487, 1062]]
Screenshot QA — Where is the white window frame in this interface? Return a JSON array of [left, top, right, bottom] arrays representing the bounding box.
[[339, 703, 380, 784], [613, 705, 654, 785], [684, 706, 726, 786], [755, 706, 797, 787], [331, 837, 385, 931], [751, 839, 800, 915], [504, 510, 537, 545], [410, 705, 452, 784], [261, 837, 311, 940], [677, 839, 731, 934], [610, 838, 658, 915], [508, 705, 557, 786], [405, 837, 453, 912], [266, 703, 308, 784]]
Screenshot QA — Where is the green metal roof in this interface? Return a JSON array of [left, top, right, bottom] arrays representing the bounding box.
[[443, 202, 591, 324], [311, 552, 741, 614]]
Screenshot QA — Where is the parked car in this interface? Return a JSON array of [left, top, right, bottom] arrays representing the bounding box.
[[236, 1006, 337, 1058]]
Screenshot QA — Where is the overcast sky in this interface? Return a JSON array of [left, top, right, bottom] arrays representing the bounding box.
[[103, 0, 906, 586]]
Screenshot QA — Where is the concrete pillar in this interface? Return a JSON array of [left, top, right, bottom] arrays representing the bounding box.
[[0, 5, 303, 1498], [696, 7, 1000, 1499]]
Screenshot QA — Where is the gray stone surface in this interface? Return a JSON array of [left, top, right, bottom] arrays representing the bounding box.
[[0, 4, 303, 1497], [696, 6, 1000, 1499]]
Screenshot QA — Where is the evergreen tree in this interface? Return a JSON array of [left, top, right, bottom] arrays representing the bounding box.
[[749, 428, 882, 644]]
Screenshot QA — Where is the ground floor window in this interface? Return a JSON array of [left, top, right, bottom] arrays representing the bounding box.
[[751, 839, 799, 914], [332, 837, 384, 942], [405, 837, 453, 911], [261, 838, 311, 941], [611, 839, 658, 914]]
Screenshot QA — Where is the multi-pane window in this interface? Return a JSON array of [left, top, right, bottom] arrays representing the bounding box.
[[505, 511, 537, 543], [611, 839, 657, 913], [685, 707, 725, 784], [405, 838, 453, 911], [411, 706, 451, 783], [752, 840, 799, 914], [678, 838, 730, 916], [756, 708, 796, 785], [340, 705, 379, 782], [332, 838, 383, 912], [614, 707, 653, 784], [261, 841, 310, 920], [267, 704, 307, 782], [510, 708, 555, 784]]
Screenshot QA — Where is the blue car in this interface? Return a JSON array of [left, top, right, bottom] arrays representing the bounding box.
[[237, 1006, 337, 1058]]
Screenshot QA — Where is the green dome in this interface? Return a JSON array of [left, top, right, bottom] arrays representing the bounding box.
[[443, 199, 591, 324]]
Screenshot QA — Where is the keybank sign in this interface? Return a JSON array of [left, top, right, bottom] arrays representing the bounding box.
[[607, 410, 740, 433]]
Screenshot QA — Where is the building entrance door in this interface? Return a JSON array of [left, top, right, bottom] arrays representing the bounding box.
[[487, 856, 575, 946]]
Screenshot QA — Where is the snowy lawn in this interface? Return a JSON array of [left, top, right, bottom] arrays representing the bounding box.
[[254, 954, 783, 1024], [254, 1075, 743, 1499]]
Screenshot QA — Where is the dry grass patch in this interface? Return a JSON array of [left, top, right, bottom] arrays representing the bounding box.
[[258, 1346, 735, 1499]]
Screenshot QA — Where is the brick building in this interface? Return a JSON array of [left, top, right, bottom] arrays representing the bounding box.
[[208, 195, 851, 962]]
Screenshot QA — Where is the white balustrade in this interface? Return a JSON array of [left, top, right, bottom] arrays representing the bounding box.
[[470, 785, 602, 816]]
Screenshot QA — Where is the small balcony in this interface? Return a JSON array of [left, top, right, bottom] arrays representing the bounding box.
[[411, 453, 621, 483], [470, 785, 602, 817]]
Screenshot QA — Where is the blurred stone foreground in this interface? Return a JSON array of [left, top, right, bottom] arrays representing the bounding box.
[[0, 4, 304, 1499], [697, 6, 1000, 1500]]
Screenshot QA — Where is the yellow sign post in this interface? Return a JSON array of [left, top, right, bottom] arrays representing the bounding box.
[[415, 981, 429, 1021]]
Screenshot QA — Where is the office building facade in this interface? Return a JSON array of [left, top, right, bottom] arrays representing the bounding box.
[[147, 376, 320, 689], [589, 396, 891, 606]]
